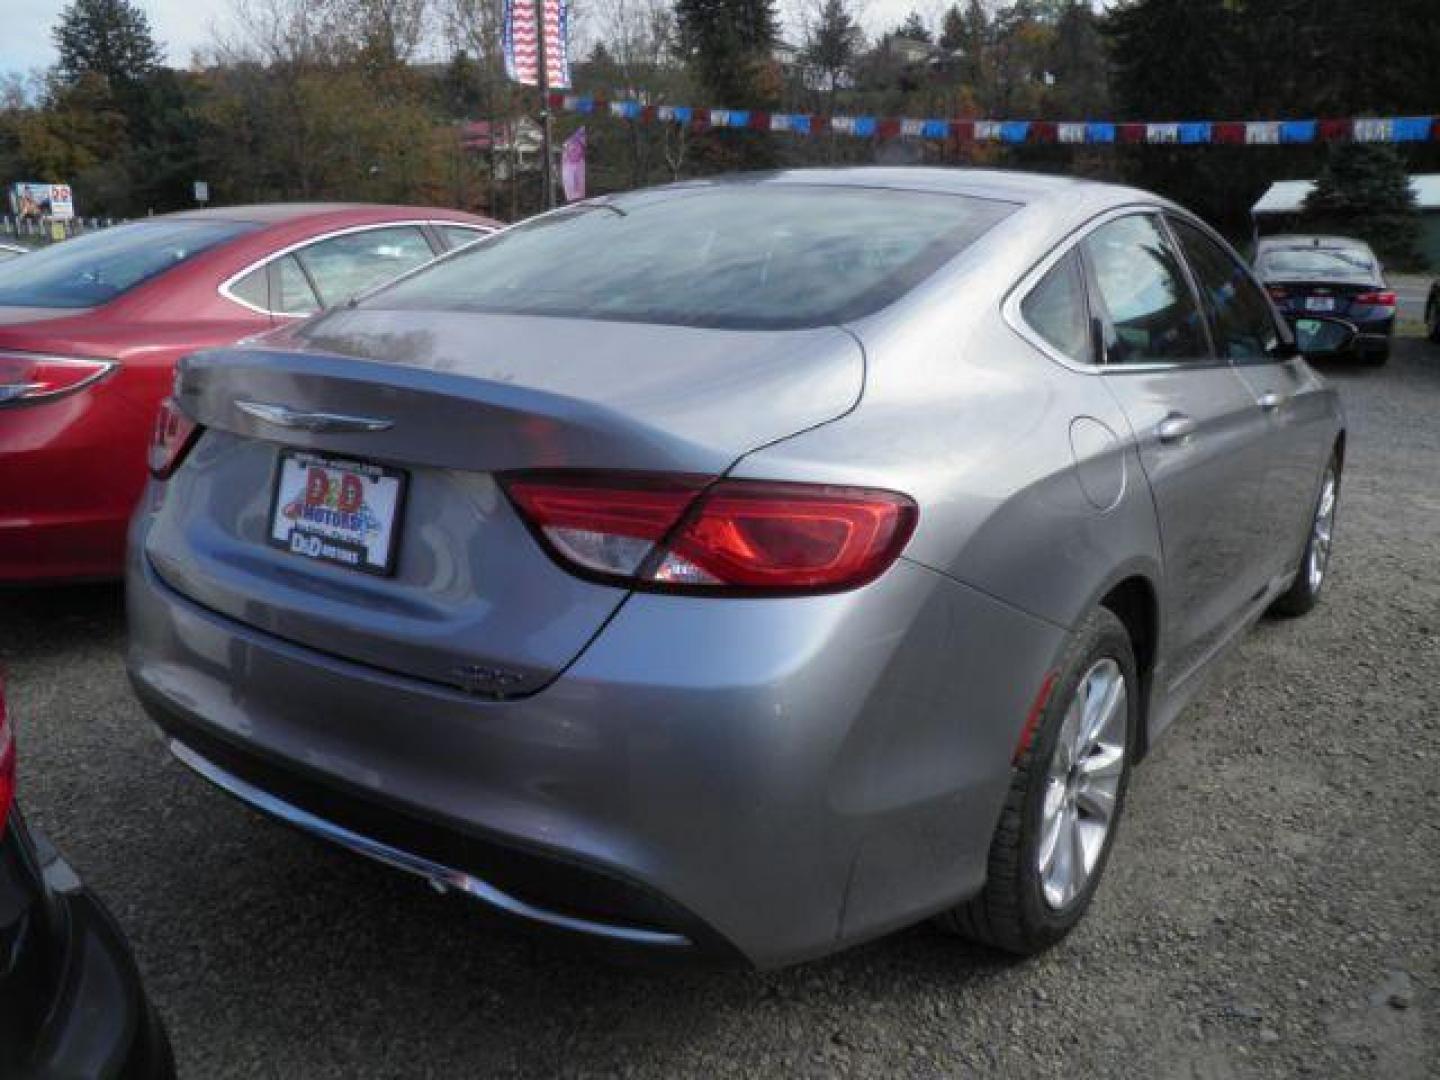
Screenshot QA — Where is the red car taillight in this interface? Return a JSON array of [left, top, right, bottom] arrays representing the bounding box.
[[0, 675, 16, 831], [148, 396, 202, 479], [1354, 290, 1396, 307], [0, 351, 114, 406], [503, 472, 918, 595], [1265, 286, 1288, 301]]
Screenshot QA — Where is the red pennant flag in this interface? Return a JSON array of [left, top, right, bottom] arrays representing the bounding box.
[[1212, 121, 1245, 145], [1319, 118, 1352, 141]]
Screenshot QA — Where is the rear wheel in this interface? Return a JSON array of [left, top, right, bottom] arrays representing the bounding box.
[[1269, 453, 1340, 617], [1426, 294, 1440, 344], [936, 607, 1137, 955]]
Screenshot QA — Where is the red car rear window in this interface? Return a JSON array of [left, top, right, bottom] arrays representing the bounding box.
[[0, 219, 255, 309]]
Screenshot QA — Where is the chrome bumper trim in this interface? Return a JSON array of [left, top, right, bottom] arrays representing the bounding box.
[[168, 739, 692, 949]]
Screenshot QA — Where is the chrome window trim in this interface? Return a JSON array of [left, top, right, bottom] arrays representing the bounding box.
[[1002, 203, 1233, 376], [217, 219, 494, 318]]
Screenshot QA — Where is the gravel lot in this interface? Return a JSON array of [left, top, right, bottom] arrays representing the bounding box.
[[4, 338, 1438, 1079]]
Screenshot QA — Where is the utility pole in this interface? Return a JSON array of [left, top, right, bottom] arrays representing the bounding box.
[[535, 0, 554, 209]]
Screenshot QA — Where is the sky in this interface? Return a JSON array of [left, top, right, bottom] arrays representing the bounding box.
[[0, 0, 1046, 79], [3, 0, 219, 74], [1, 0, 950, 77]]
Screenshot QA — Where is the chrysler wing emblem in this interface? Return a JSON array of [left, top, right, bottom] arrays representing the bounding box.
[[235, 400, 393, 433]]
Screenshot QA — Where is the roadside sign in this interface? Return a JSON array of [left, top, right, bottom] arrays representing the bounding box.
[[9, 182, 73, 221], [194, 181, 209, 204]]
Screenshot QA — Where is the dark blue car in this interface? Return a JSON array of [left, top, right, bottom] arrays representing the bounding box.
[[1255, 235, 1396, 364]]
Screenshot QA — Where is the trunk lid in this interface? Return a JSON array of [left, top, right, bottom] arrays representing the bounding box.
[[143, 309, 862, 696]]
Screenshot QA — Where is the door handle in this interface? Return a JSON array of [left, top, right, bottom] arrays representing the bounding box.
[[1156, 413, 1197, 444], [1258, 391, 1285, 412]]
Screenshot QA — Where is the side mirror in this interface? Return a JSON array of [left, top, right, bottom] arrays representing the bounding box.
[[1291, 315, 1357, 357]]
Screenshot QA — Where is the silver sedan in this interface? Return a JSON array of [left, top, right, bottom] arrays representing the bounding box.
[[126, 168, 1344, 968]]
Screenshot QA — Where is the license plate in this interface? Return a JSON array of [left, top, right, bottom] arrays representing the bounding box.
[[268, 451, 407, 575], [1304, 296, 1336, 312]]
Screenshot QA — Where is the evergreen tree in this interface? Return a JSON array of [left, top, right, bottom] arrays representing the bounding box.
[[1049, 0, 1106, 115], [1303, 144, 1424, 270], [895, 11, 933, 43], [52, 0, 163, 89], [938, 5, 964, 52], [802, 0, 861, 107], [673, 0, 780, 106], [1106, 0, 1237, 120]]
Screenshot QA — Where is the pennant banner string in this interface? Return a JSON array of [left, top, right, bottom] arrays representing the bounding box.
[[542, 95, 1439, 146]]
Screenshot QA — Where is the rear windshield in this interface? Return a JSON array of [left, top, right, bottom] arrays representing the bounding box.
[[366, 186, 1016, 330], [0, 219, 254, 309], [1257, 247, 1375, 279]]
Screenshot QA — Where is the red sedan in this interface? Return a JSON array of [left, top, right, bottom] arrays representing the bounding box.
[[0, 203, 497, 583]]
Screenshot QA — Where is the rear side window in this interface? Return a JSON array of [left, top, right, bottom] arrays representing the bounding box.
[[275, 255, 320, 315], [1170, 218, 1279, 360], [439, 224, 489, 250], [295, 226, 434, 306], [367, 187, 1017, 331], [0, 219, 253, 309], [228, 265, 269, 311], [1081, 215, 1210, 365], [1020, 250, 1092, 364]]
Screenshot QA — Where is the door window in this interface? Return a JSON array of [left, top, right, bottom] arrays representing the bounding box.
[[1169, 218, 1280, 361], [1081, 215, 1210, 365], [275, 255, 321, 315], [294, 226, 434, 306], [1020, 249, 1092, 365]]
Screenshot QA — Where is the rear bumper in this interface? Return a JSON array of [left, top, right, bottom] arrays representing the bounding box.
[[3, 813, 173, 1079], [126, 515, 1065, 968]]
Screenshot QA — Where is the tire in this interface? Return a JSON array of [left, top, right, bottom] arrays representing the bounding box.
[[1365, 344, 1389, 366], [1269, 452, 1340, 618], [1426, 296, 1440, 344], [935, 606, 1138, 955]]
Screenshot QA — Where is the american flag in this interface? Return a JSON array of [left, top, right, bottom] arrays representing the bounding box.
[[503, 0, 571, 89]]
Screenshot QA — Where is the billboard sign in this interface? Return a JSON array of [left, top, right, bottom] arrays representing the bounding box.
[[9, 183, 75, 221]]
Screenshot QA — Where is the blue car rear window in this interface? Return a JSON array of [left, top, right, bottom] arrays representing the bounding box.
[[365, 186, 1017, 330], [0, 220, 255, 309]]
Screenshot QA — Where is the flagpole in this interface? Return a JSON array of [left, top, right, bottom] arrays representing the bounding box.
[[534, 0, 554, 208]]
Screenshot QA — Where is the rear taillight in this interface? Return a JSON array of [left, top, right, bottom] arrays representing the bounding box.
[[1265, 286, 1288, 301], [0, 351, 114, 406], [0, 675, 15, 830], [1354, 291, 1396, 307], [148, 396, 202, 479], [503, 472, 918, 595]]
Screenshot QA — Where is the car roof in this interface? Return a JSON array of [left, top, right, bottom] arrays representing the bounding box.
[[641, 167, 1150, 208], [160, 203, 486, 226]]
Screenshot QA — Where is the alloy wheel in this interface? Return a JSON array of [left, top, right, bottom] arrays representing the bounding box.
[[1307, 467, 1338, 594], [1038, 658, 1127, 910]]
